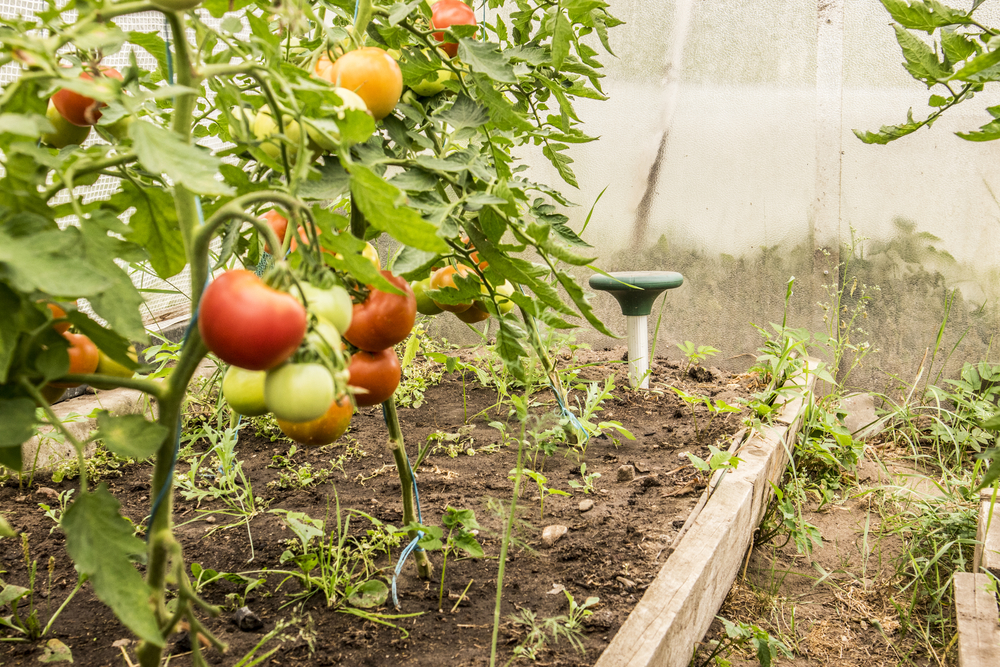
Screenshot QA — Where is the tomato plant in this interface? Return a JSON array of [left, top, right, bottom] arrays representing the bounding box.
[[315, 47, 403, 121], [198, 270, 307, 371], [264, 362, 336, 423], [51, 67, 123, 127], [221, 366, 268, 417], [343, 271, 416, 352], [431, 0, 477, 58], [348, 348, 401, 407], [0, 0, 622, 658], [51, 332, 99, 388], [278, 396, 353, 447]]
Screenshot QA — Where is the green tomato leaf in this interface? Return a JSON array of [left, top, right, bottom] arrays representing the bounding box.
[[0, 445, 22, 472], [471, 73, 534, 131], [893, 25, 950, 84], [94, 412, 168, 460], [0, 229, 113, 297], [549, 8, 572, 71], [349, 165, 449, 253], [879, 0, 972, 33], [66, 311, 134, 368], [131, 121, 233, 196], [0, 513, 15, 538], [62, 486, 163, 646], [451, 532, 484, 558], [110, 181, 186, 279], [0, 398, 37, 449], [437, 95, 489, 131], [458, 40, 517, 83]]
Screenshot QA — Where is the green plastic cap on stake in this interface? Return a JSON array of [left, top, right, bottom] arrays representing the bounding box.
[[588, 271, 684, 316]]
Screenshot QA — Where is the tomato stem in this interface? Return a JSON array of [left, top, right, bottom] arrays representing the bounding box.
[[383, 397, 433, 579]]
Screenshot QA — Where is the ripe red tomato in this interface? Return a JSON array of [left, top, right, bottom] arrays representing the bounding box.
[[429, 264, 476, 313], [348, 348, 401, 407], [431, 0, 477, 58], [51, 332, 99, 388], [51, 67, 123, 127], [198, 270, 307, 371], [315, 48, 402, 120], [343, 271, 416, 352], [278, 395, 353, 447], [460, 235, 488, 270]]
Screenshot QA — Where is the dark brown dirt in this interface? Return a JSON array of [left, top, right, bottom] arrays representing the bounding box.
[[0, 352, 752, 666]]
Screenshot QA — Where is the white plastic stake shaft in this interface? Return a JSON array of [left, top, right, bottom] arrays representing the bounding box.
[[626, 314, 649, 389]]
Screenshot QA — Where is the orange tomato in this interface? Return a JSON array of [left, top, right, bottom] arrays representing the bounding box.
[[429, 264, 476, 313], [51, 332, 99, 388], [277, 395, 353, 447], [315, 48, 402, 121]]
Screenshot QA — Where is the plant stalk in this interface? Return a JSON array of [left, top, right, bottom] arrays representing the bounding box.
[[383, 397, 432, 578], [489, 421, 526, 667]]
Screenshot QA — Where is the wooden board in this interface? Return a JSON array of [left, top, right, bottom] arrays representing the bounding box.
[[954, 572, 1000, 667], [595, 362, 814, 667], [974, 491, 1000, 579]]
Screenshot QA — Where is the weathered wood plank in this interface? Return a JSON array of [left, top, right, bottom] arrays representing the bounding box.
[[954, 572, 1000, 667], [975, 491, 1000, 579]]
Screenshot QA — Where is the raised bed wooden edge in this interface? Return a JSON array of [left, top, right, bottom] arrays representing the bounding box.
[[594, 361, 817, 667]]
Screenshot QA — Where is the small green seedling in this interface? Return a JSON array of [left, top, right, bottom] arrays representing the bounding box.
[[438, 507, 484, 610], [568, 463, 601, 495], [512, 468, 570, 518], [677, 341, 720, 371]]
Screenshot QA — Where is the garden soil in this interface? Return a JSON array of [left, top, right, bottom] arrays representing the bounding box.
[[1, 349, 753, 667]]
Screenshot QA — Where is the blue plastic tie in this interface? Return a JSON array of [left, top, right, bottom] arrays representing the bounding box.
[[386, 402, 425, 608], [547, 377, 589, 445]]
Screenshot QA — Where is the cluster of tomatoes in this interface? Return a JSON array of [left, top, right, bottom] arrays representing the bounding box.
[[207, 223, 418, 447], [37, 302, 138, 403], [42, 66, 127, 149], [411, 241, 516, 324]]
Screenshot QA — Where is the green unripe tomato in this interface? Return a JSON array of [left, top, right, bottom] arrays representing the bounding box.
[[90, 346, 138, 390], [305, 87, 370, 151], [41, 101, 90, 149], [222, 366, 268, 417], [293, 282, 353, 334], [102, 114, 134, 141], [264, 363, 335, 423], [494, 280, 516, 314], [412, 278, 444, 315]]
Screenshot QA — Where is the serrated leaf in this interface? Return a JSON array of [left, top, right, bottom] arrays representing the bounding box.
[[554, 268, 614, 337], [126, 31, 169, 82], [131, 121, 232, 196], [956, 117, 1000, 141], [94, 413, 167, 459], [950, 39, 1000, 81], [893, 25, 950, 83], [542, 142, 578, 188], [349, 165, 449, 253], [853, 108, 926, 144], [941, 28, 977, 63], [437, 95, 489, 131], [472, 74, 534, 132], [110, 181, 186, 278], [550, 8, 573, 71], [880, 0, 971, 32], [457, 40, 517, 83], [62, 486, 163, 646]]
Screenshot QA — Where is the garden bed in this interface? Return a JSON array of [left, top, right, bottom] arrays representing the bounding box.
[[0, 351, 753, 666]]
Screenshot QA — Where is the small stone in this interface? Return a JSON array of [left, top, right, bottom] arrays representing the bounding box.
[[541, 524, 568, 547], [616, 465, 635, 482], [579, 499, 594, 512], [233, 606, 264, 632], [204, 516, 216, 524]]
